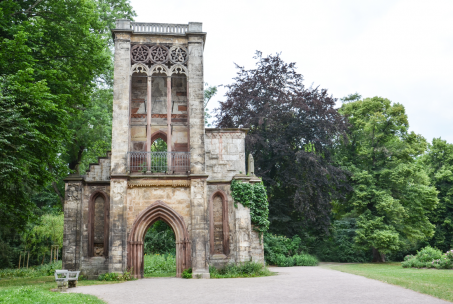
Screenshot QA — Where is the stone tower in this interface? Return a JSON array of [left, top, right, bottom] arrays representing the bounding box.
[[62, 20, 264, 279]]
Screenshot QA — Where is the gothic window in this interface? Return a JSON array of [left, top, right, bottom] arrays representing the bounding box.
[[88, 192, 109, 258], [210, 191, 229, 255]]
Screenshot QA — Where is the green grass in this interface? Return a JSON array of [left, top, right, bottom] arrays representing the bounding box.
[[323, 263, 453, 302], [0, 271, 121, 303], [144, 272, 176, 278]]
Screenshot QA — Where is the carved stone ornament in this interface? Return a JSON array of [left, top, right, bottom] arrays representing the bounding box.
[[112, 181, 125, 200], [149, 45, 169, 64], [169, 46, 188, 64], [66, 183, 80, 201], [131, 45, 150, 63], [131, 63, 149, 76]]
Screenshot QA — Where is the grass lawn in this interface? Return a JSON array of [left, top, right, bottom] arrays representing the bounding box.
[[0, 275, 121, 303], [323, 262, 453, 303]]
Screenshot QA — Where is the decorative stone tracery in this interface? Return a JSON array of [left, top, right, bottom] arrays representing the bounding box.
[[131, 45, 150, 63], [149, 45, 169, 64], [169, 46, 188, 64]]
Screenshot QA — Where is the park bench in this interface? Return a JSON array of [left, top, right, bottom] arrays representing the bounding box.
[[54, 270, 80, 291]]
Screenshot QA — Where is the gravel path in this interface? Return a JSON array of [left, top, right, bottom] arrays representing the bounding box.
[[69, 266, 449, 304]]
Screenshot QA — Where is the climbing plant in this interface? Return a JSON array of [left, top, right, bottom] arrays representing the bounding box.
[[231, 180, 270, 234]]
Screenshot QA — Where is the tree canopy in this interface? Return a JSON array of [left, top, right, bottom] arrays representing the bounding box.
[[215, 52, 350, 235], [337, 97, 438, 261]]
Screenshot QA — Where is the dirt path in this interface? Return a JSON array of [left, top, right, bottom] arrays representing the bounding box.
[[69, 267, 449, 304]]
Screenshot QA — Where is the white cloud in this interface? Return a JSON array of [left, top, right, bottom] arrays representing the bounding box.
[[130, 0, 453, 143]]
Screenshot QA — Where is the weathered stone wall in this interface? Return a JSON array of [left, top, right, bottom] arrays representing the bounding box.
[[205, 129, 247, 180], [85, 152, 111, 181], [126, 183, 191, 234], [62, 180, 83, 271]]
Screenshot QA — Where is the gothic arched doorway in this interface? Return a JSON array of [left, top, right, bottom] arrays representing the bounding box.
[[127, 200, 191, 278]]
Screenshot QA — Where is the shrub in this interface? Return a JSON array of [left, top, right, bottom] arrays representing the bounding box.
[[181, 268, 192, 279], [98, 271, 133, 281], [209, 261, 273, 278], [401, 246, 445, 268], [294, 253, 318, 266], [0, 261, 63, 279], [143, 253, 176, 275]]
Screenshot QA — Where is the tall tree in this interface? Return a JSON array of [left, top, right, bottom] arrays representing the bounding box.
[[337, 97, 438, 261], [0, 0, 135, 227], [421, 138, 453, 252], [215, 52, 350, 235]]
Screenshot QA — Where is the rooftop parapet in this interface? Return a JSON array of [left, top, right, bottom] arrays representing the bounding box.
[[114, 19, 203, 35]]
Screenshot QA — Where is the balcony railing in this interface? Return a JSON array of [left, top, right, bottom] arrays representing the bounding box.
[[127, 152, 190, 174], [131, 22, 188, 34]]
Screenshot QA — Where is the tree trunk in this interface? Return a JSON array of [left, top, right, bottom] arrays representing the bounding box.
[[18, 254, 21, 269], [372, 247, 386, 262]]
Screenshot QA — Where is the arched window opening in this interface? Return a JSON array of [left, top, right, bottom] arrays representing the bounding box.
[[209, 191, 229, 256], [88, 192, 109, 258], [151, 138, 167, 152]]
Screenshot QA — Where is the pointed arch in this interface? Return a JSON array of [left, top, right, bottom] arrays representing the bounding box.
[[149, 64, 169, 76], [169, 64, 188, 77], [151, 130, 167, 144], [88, 190, 110, 258], [209, 190, 229, 255], [127, 200, 191, 278]]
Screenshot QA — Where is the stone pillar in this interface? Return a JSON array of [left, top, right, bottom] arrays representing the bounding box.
[[187, 23, 209, 278], [147, 75, 152, 172], [62, 177, 83, 271], [111, 19, 132, 175], [190, 178, 210, 278], [188, 25, 205, 174], [109, 19, 131, 273]]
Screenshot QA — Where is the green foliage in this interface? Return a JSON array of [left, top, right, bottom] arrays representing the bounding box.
[[98, 270, 133, 281], [401, 246, 445, 268], [0, 286, 103, 304], [263, 233, 318, 266], [315, 218, 372, 263], [209, 261, 273, 278], [143, 254, 176, 275], [231, 180, 270, 234], [419, 138, 453, 252], [0, 261, 62, 279], [204, 84, 217, 127], [337, 97, 438, 259], [144, 220, 175, 255], [181, 268, 192, 279]]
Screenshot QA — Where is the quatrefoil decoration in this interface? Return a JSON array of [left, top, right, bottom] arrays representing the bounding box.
[[131, 45, 150, 63], [169, 46, 188, 64], [149, 45, 169, 64]]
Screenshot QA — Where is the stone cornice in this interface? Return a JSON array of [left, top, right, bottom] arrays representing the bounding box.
[[127, 180, 191, 188]]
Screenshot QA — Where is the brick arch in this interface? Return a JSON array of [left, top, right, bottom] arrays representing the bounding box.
[[150, 130, 167, 144], [209, 190, 230, 255], [88, 190, 110, 258], [127, 200, 191, 278]]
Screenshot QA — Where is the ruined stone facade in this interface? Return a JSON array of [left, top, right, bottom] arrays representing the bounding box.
[[62, 20, 264, 279]]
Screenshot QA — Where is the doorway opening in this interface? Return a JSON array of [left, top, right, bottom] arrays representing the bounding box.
[[143, 220, 176, 277]]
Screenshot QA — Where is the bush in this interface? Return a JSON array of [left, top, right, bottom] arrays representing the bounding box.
[[264, 233, 318, 266], [209, 261, 273, 278], [143, 253, 176, 275], [181, 268, 192, 279], [144, 221, 176, 255], [294, 253, 318, 266], [402, 246, 446, 268], [98, 271, 133, 281], [0, 261, 63, 279], [315, 219, 372, 263]]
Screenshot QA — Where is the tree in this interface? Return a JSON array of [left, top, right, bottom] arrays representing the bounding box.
[[204, 83, 217, 127], [421, 138, 453, 252], [0, 0, 135, 222], [215, 52, 350, 235], [337, 97, 438, 262]]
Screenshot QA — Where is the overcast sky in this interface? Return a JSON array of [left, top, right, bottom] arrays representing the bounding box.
[[130, 0, 453, 143]]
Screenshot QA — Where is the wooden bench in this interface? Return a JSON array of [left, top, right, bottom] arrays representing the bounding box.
[[54, 270, 81, 291]]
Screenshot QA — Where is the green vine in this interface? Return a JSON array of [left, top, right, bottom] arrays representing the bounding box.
[[231, 179, 270, 236]]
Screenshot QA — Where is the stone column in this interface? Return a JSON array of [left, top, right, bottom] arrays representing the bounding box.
[[187, 23, 209, 278], [147, 74, 152, 172], [62, 177, 83, 271], [109, 19, 131, 273], [167, 76, 172, 171], [188, 23, 205, 174]]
